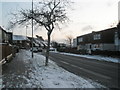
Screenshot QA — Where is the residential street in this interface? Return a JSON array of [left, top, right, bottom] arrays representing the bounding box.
[[2, 50, 103, 88], [1, 0, 120, 89], [44, 52, 119, 88]]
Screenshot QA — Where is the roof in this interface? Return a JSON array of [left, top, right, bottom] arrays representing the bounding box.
[[13, 35, 27, 41], [0, 26, 13, 34], [0, 26, 4, 30], [36, 35, 44, 41], [0, 26, 7, 33], [34, 38, 47, 47], [77, 27, 117, 38]]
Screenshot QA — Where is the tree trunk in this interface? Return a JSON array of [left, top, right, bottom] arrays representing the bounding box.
[[70, 40, 71, 48], [45, 33, 50, 66]]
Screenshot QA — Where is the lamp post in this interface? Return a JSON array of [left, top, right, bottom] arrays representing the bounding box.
[[26, 25, 28, 40], [31, 0, 34, 58], [26, 25, 28, 49]]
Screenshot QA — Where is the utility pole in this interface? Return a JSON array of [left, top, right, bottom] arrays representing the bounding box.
[[32, 0, 34, 58], [26, 25, 28, 40], [26, 25, 28, 49]]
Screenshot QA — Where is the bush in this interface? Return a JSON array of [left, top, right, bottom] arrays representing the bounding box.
[[57, 47, 120, 57]]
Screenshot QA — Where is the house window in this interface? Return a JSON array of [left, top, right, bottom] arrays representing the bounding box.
[[94, 34, 101, 40], [20, 41, 22, 43], [78, 37, 83, 42]]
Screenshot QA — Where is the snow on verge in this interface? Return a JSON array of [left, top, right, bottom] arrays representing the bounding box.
[[52, 51, 120, 63], [20, 50, 103, 88]]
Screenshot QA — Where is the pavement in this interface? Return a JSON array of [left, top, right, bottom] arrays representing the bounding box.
[[2, 50, 31, 88], [45, 52, 120, 89]]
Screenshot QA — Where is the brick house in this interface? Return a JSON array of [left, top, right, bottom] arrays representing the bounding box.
[[77, 27, 120, 54]]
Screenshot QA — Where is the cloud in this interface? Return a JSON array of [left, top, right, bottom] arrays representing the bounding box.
[[82, 25, 93, 31], [118, 1, 120, 21]]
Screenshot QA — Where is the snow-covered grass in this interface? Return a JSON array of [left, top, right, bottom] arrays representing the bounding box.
[[52, 51, 120, 63], [2, 50, 103, 88]]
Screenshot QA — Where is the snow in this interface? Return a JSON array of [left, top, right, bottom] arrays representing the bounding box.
[[35, 39, 44, 47], [2, 50, 104, 88], [0, 77, 2, 89], [13, 35, 27, 41], [52, 51, 120, 63]]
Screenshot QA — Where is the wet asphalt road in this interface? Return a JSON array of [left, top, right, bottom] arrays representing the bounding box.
[[46, 52, 120, 88]]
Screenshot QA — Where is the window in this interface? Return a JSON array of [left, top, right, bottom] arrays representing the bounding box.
[[98, 34, 101, 39], [93, 34, 101, 40], [78, 37, 83, 42]]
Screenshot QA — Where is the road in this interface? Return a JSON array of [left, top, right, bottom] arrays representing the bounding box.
[[44, 52, 119, 88]]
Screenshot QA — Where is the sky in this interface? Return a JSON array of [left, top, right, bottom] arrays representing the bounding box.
[[0, 0, 120, 43]]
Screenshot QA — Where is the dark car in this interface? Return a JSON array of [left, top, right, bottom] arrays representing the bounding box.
[[13, 45, 19, 53], [37, 48, 42, 52]]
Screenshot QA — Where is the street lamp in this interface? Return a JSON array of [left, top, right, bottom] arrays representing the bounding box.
[[25, 25, 28, 49], [31, 0, 34, 58], [26, 25, 28, 40]]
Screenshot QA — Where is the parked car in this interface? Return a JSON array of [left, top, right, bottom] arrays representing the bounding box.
[[21, 47, 26, 49], [13, 45, 19, 53], [49, 48, 56, 51], [31, 47, 38, 53], [37, 48, 42, 52]]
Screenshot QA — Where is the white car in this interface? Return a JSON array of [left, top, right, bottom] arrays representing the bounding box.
[[49, 48, 56, 51], [31, 47, 38, 52]]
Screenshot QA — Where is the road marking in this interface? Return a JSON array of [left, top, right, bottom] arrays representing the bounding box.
[[60, 60, 111, 80], [60, 61, 70, 65]]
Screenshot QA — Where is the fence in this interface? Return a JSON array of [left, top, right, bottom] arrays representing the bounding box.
[[0, 43, 13, 64]]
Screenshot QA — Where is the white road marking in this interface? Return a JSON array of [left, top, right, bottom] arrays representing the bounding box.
[[60, 61, 70, 65]]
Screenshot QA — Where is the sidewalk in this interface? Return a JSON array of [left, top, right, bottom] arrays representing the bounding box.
[[2, 50, 103, 88]]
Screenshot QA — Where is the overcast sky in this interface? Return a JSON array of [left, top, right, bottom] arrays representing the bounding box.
[[0, 0, 119, 43]]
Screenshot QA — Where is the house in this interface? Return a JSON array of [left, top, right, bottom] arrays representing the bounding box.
[[77, 33, 92, 52], [0, 26, 8, 43], [0, 26, 13, 44], [28, 35, 47, 48], [58, 43, 67, 49], [73, 38, 77, 48], [7, 32, 13, 44], [0, 26, 13, 63], [77, 27, 120, 54], [13, 35, 30, 49], [35, 35, 47, 48]]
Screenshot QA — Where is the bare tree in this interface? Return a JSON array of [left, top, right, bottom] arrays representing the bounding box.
[[109, 21, 118, 28], [9, 0, 70, 66], [66, 35, 73, 48]]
